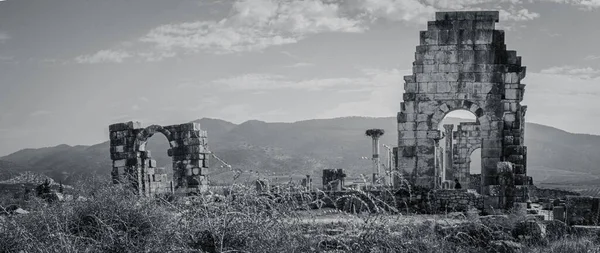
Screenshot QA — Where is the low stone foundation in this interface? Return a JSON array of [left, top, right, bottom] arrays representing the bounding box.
[[565, 196, 600, 226], [431, 189, 483, 212]]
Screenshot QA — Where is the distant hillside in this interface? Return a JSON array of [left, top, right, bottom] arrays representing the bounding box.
[[1, 117, 599, 186]]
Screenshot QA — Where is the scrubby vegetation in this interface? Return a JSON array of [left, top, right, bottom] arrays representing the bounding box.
[[1, 179, 600, 253]]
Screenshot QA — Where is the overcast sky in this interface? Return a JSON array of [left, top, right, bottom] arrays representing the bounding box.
[[0, 0, 599, 156]]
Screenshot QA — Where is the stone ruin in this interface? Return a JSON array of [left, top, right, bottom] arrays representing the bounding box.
[[396, 11, 528, 211], [109, 121, 210, 195], [452, 122, 483, 187]]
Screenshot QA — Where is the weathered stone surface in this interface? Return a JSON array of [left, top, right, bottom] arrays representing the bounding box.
[[565, 196, 600, 226], [512, 219, 546, 241], [109, 121, 210, 196], [397, 11, 527, 210]]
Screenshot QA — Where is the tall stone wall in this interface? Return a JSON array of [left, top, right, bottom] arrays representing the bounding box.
[[396, 11, 528, 211], [109, 121, 210, 195], [452, 122, 482, 188]]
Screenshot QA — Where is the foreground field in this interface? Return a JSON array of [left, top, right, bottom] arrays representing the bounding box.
[[1, 181, 599, 253]]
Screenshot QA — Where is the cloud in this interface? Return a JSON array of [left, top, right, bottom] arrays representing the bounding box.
[[0, 32, 9, 43], [540, 65, 600, 79], [584, 55, 600, 60], [75, 50, 132, 64], [285, 62, 315, 68], [499, 8, 540, 21], [212, 68, 404, 92], [85, 0, 545, 62], [140, 0, 364, 55], [542, 0, 600, 9], [341, 0, 436, 24], [317, 68, 407, 118], [30, 110, 53, 117]]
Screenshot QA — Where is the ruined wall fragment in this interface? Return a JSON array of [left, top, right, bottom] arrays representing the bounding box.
[[109, 121, 210, 195], [397, 11, 528, 211]]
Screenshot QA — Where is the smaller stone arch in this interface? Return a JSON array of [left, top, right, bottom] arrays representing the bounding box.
[[134, 125, 174, 152], [108, 121, 210, 196], [452, 122, 484, 192], [431, 100, 491, 130]]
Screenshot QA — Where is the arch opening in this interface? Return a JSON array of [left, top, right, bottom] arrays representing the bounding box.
[[144, 132, 173, 181]]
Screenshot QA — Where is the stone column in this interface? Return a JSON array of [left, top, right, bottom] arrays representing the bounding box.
[[109, 121, 143, 194], [443, 124, 454, 182]]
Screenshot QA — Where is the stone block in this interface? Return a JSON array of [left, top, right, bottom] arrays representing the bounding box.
[[507, 155, 524, 164], [146, 167, 155, 175], [514, 174, 528, 185], [505, 89, 519, 100], [404, 82, 417, 93], [427, 130, 441, 139], [482, 148, 502, 158], [553, 206, 565, 222], [513, 164, 526, 174], [113, 159, 127, 168], [403, 101, 416, 112], [399, 130, 416, 139], [417, 122, 430, 130], [475, 29, 493, 44], [402, 146, 417, 157], [110, 145, 125, 153], [398, 122, 417, 131]]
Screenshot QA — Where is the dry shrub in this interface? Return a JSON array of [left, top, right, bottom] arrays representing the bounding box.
[[0, 178, 598, 253]]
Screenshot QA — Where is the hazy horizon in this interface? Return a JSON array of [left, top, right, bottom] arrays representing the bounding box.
[[0, 115, 577, 157]]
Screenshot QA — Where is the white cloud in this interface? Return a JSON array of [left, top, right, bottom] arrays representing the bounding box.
[[82, 0, 547, 62], [540, 65, 600, 79], [499, 8, 540, 21], [341, 0, 436, 24], [212, 68, 404, 92], [75, 50, 132, 64], [584, 55, 600, 60], [30, 110, 53, 117], [140, 0, 364, 55], [285, 62, 315, 68], [541, 0, 600, 9], [317, 68, 407, 118], [0, 32, 9, 43]]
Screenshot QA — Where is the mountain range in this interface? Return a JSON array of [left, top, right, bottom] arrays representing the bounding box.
[[0, 117, 599, 188]]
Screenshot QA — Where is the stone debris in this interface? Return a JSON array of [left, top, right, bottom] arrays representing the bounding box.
[[13, 208, 29, 215], [565, 196, 600, 226]]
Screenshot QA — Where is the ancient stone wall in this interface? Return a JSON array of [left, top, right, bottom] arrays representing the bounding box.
[[430, 189, 483, 212], [396, 11, 528, 210], [109, 121, 210, 195], [452, 122, 482, 188], [469, 174, 482, 193], [565, 196, 600, 226], [322, 169, 346, 191]]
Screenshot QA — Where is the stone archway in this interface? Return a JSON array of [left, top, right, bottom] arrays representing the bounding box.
[[396, 11, 528, 211], [452, 122, 483, 189], [109, 121, 210, 195]]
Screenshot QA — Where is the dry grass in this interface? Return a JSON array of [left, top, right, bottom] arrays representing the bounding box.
[[0, 179, 599, 253]]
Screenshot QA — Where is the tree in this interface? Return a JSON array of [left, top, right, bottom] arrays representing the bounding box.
[[36, 179, 52, 197]]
